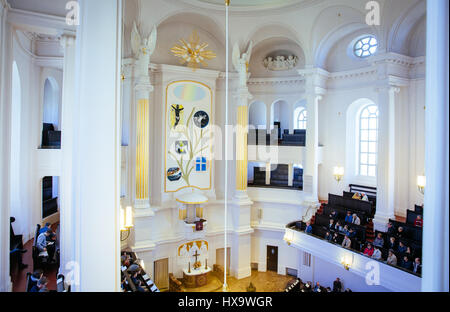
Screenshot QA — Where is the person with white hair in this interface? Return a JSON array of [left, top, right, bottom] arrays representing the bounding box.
[[352, 213, 361, 225]]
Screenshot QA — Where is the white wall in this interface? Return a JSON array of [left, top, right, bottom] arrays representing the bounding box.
[[311, 256, 390, 292]]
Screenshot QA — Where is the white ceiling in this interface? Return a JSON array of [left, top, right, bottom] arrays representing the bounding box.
[[181, 0, 306, 11], [7, 0, 68, 17]]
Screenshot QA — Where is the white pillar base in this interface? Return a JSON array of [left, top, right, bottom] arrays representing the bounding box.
[[234, 190, 253, 206], [134, 199, 150, 210]]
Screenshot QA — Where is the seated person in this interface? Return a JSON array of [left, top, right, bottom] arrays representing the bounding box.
[[363, 243, 374, 257], [130, 271, 146, 292], [331, 233, 340, 244], [351, 213, 361, 225], [334, 221, 343, 233], [352, 192, 361, 200], [313, 282, 321, 293], [329, 210, 338, 220], [372, 247, 382, 260], [28, 269, 43, 292], [36, 229, 55, 260], [30, 276, 49, 292], [121, 254, 131, 267], [413, 258, 422, 275], [333, 278, 342, 292], [396, 226, 406, 239], [121, 275, 128, 292], [388, 236, 397, 250], [344, 211, 353, 223], [414, 215, 423, 228], [341, 225, 350, 236], [400, 256, 413, 271], [305, 222, 313, 234], [361, 193, 369, 201], [397, 241, 407, 255], [39, 223, 56, 241], [326, 287, 332, 292], [348, 228, 356, 239], [387, 249, 398, 266], [341, 235, 352, 249], [328, 219, 335, 231], [387, 222, 396, 236], [405, 246, 413, 258], [325, 232, 333, 242], [373, 233, 384, 248]]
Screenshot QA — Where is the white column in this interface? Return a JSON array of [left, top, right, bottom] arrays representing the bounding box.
[[0, 0, 12, 292], [69, 0, 122, 292], [288, 163, 294, 187], [132, 82, 153, 210], [298, 68, 328, 202], [235, 86, 252, 204], [59, 33, 77, 280], [422, 0, 449, 292], [373, 85, 400, 230], [265, 163, 271, 185]]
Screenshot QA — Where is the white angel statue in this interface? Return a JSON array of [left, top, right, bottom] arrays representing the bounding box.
[[232, 41, 253, 88], [131, 22, 157, 80]]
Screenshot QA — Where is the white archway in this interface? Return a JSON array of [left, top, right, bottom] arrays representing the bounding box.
[[43, 77, 60, 130], [249, 101, 267, 129], [271, 100, 291, 134], [10, 61, 26, 235]]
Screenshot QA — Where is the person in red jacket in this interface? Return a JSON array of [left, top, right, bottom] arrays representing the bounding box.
[[414, 215, 423, 227], [363, 243, 374, 257]]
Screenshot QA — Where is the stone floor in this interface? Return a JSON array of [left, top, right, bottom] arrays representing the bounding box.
[[184, 270, 295, 292]]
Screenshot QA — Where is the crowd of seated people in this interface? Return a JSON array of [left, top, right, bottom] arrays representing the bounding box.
[[121, 251, 160, 292], [285, 277, 352, 293], [370, 218, 423, 275], [291, 191, 423, 276]]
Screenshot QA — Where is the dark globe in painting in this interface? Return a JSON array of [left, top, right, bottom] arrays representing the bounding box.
[[193, 111, 209, 129]]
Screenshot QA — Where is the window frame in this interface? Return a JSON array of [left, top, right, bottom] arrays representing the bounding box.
[[358, 104, 379, 178], [294, 107, 307, 130], [353, 35, 378, 59]]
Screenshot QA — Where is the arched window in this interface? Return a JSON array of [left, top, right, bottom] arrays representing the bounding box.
[[358, 104, 378, 177], [294, 107, 307, 130]]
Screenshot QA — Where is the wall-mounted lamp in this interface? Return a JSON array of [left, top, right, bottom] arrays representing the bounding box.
[[333, 166, 345, 183], [417, 175, 426, 195], [120, 206, 134, 241], [341, 254, 353, 271], [284, 230, 294, 246]]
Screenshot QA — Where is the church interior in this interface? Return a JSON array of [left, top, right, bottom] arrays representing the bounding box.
[[0, 0, 448, 293]]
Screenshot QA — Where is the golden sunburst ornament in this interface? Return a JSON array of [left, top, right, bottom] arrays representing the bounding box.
[[171, 31, 216, 70]]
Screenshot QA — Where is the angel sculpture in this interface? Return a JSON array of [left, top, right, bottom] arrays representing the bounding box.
[[131, 22, 157, 81], [232, 41, 253, 88]]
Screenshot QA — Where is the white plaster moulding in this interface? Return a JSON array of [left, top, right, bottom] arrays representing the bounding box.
[[7, 8, 75, 37], [12, 29, 64, 68]]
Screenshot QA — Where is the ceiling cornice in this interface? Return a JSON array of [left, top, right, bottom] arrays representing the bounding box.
[[7, 7, 75, 37]]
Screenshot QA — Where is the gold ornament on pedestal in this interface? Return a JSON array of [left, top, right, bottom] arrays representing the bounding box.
[[171, 30, 217, 70]]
